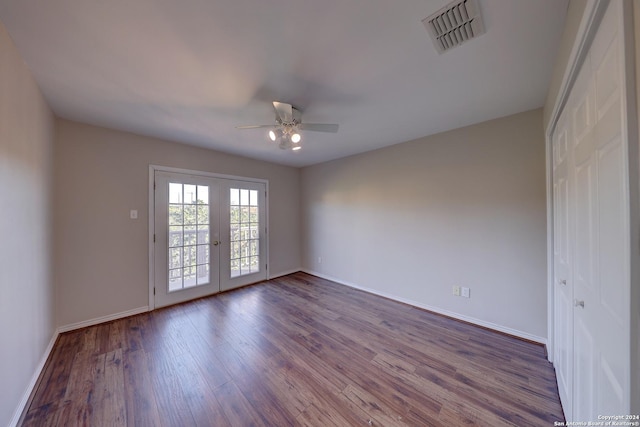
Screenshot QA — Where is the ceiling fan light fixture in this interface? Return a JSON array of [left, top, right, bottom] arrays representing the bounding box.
[[237, 101, 339, 153]]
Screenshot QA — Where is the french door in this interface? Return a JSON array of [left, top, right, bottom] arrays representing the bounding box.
[[153, 170, 266, 308], [219, 179, 267, 291]]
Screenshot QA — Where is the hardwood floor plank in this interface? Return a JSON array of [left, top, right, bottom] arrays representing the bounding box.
[[291, 330, 444, 425], [53, 351, 104, 427], [27, 333, 81, 408], [146, 346, 197, 426], [79, 327, 98, 353], [437, 401, 481, 426], [97, 349, 127, 426], [122, 315, 145, 354], [22, 272, 565, 426], [107, 320, 125, 353], [21, 402, 59, 427], [261, 291, 379, 362], [295, 402, 353, 427], [372, 350, 418, 374], [122, 349, 162, 427], [213, 381, 265, 427], [231, 361, 297, 427], [251, 322, 350, 394], [169, 349, 231, 426], [341, 383, 411, 427]]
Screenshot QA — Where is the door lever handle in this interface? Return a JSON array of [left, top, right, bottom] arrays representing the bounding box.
[[574, 299, 585, 308], [559, 279, 567, 286], [213, 240, 221, 246]]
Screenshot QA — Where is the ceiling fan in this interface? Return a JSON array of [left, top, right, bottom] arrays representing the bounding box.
[[237, 101, 339, 151]]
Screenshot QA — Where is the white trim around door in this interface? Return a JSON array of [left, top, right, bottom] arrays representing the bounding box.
[[148, 165, 269, 310]]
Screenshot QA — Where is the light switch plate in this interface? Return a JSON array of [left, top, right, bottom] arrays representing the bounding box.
[[130, 210, 138, 219]]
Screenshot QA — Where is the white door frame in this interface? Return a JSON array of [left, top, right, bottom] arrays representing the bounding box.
[[544, 0, 639, 412], [148, 165, 269, 310]]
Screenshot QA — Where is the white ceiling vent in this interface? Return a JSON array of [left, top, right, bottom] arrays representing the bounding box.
[[422, 0, 486, 54]]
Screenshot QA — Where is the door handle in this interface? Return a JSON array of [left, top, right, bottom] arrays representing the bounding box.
[[213, 240, 221, 246], [574, 299, 585, 308], [558, 279, 567, 286]]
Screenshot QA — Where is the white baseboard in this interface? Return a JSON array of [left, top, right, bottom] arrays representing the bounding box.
[[57, 306, 149, 333], [302, 269, 546, 345], [269, 268, 303, 280], [9, 330, 59, 427]]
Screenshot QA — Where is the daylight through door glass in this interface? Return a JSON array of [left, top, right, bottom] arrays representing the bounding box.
[[168, 183, 210, 291], [229, 188, 260, 277]]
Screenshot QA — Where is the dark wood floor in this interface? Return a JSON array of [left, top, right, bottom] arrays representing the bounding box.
[[22, 272, 565, 426]]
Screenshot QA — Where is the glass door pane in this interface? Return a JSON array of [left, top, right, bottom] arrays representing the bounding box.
[[154, 172, 220, 308], [221, 180, 266, 291], [229, 188, 260, 278], [168, 183, 210, 290]]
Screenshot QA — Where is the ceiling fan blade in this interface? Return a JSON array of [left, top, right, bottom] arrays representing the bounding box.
[[298, 123, 339, 133], [273, 101, 293, 124], [235, 124, 276, 130]]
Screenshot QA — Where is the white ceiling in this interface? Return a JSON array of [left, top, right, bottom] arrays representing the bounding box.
[[0, 0, 568, 167]]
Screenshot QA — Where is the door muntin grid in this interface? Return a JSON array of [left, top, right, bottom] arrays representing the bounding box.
[[229, 188, 260, 278], [168, 182, 210, 291]]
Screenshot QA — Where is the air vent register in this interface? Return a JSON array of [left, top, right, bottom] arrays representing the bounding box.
[[422, 0, 486, 53]]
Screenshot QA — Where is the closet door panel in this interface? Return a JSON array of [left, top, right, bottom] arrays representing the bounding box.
[[552, 115, 573, 418], [570, 0, 629, 419]]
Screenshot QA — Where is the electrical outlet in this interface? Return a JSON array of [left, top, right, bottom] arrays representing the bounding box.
[[461, 287, 470, 298], [453, 286, 461, 296], [317, 256, 322, 264]]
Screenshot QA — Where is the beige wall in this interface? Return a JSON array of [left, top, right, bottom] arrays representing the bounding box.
[[301, 109, 548, 340], [54, 120, 301, 327], [543, 0, 587, 130], [0, 23, 55, 426]]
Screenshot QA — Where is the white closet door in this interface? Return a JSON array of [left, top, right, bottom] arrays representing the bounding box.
[[552, 110, 573, 418], [571, 1, 629, 418], [552, 0, 631, 421]]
